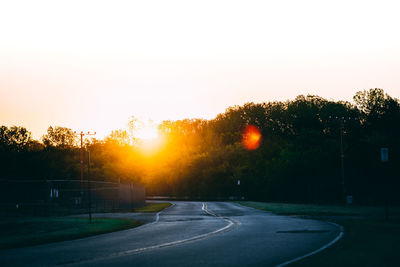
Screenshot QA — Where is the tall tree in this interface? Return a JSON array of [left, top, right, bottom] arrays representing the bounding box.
[[0, 126, 32, 152], [41, 126, 77, 148]]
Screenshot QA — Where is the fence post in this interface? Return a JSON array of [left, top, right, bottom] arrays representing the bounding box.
[[130, 182, 134, 211]]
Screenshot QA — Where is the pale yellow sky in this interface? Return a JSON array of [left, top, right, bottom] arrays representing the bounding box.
[[1, 0, 399, 139]]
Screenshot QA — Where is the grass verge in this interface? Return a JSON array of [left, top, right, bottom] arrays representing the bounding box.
[[133, 202, 172, 212], [0, 217, 142, 250], [239, 201, 400, 267]]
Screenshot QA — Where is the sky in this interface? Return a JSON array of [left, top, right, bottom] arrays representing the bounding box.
[[1, 0, 399, 139]]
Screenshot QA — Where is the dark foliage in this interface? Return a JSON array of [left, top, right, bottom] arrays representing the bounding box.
[[1, 88, 399, 204]]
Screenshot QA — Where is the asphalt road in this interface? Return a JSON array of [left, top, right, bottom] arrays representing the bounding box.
[[0, 201, 342, 267]]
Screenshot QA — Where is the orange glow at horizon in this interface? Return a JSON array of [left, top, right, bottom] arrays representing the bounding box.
[[1, 1, 400, 141], [136, 133, 165, 157], [242, 125, 262, 150]]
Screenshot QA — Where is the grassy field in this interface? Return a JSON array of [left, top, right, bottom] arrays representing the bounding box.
[[0, 217, 142, 249], [239, 201, 400, 267], [133, 202, 172, 212], [0, 202, 172, 250]]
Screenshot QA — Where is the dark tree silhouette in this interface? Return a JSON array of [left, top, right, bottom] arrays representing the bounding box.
[[2, 89, 400, 204]]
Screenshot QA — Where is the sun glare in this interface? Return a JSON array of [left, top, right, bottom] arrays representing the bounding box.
[[134, 122, 165, 155], [135, 125, 159, 141], [242, 125, 262, 150]]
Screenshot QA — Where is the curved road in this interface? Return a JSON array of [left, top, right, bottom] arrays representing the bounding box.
[[1, 202, 342, 267]]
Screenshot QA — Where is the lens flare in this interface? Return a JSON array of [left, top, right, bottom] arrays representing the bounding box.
[[242, 125, 262, 150]]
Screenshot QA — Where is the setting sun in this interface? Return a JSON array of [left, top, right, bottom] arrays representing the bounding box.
[[135, 125, 159, 141], [134, 121, 165, 155]]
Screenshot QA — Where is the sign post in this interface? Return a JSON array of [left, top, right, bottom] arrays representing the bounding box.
[[237, 180, 241, 200], [381, 147, 389, 220]]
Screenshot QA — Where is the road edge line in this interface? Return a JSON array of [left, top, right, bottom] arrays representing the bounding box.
[[274, 222, 344, 267]]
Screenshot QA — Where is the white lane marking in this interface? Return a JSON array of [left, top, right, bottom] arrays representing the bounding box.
[[115, 203, 236, 254], [154, 207, 162, 223], [202, 202, 241, 226], [148, 202, 175, 225], [65, 202, 237, 266], [274, 222, 344, 267]]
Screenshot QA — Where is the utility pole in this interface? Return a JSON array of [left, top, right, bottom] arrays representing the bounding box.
[[87, 149, 92, 223], [74, 131, 96, 194], [340, 120, 345, 200], [74, 131, 96, 219], [329, 116, 357, 204]]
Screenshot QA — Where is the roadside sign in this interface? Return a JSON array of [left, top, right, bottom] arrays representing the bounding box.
[[50, 188, 59, 198], [381, 147, 389, 162], [346, 195, 353, 205]]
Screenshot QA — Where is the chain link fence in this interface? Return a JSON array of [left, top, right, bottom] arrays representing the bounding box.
[[0, 179, 145, 216]]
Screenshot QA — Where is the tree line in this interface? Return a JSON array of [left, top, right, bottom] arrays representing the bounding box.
[[1, 88, 399, 204]]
